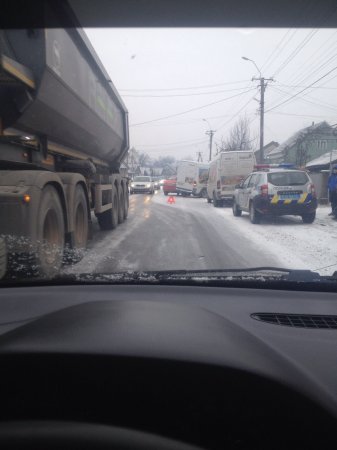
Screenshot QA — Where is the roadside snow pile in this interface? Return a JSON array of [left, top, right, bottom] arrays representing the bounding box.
[[214, 205, 337, 276]]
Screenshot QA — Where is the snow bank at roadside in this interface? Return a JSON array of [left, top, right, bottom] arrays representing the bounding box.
[[213, 205, 337, 275]]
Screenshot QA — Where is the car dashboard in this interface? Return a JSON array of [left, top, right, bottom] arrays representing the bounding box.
[[0, 283, 337, 449]]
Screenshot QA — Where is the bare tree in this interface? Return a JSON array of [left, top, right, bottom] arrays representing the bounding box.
[[138, 152, 151, 167], [220, 116, 257, 152]]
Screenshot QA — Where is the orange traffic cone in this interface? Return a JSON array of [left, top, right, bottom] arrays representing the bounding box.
[[167, 195, 175, 204]]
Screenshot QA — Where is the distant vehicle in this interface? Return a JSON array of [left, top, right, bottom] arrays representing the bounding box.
[[176, 160, 209, 197], [207, 151, 256, 207], [232, 165, 318, 224], [130, 176, 154, 194], [152, 177, 161, 190], [192, 163, 209, 197], [163, 177, 177, 195]]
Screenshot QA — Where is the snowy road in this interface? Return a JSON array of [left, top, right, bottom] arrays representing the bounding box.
[[66, 190, 337, 276]]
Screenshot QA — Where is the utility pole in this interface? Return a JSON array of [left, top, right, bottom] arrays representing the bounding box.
[[205, 129, 215, 161], [242, 57, 273, 164], [252, 76, 273, 163]]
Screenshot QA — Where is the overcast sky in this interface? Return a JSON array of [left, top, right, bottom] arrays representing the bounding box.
[[85, 27, 337, 160]]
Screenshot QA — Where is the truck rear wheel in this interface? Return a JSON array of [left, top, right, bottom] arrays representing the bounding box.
[[0, 238, 7, 280], [35, 185, 65, 278], [123, 186, 129, 220], [97, 185, 118, 230], [73, 185, 89, 253], [118, 187, 125, 224]]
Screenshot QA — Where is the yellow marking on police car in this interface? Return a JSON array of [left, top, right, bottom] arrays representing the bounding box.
[[283, 199, 292, 204], [271, 195, 279, 204], [297, 193, 308, 204]]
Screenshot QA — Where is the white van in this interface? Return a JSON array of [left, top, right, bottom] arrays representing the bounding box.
[[176, 160, 209, 197], [206, 151, 256, 207]]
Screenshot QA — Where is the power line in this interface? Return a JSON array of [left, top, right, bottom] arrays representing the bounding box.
[[269, 111, 337, 118], [261, 0, 327, 74], [261, 29, 298, 74], [286, 30, 337, 87], [121, 86, 252, 98], [278, 83, 337, 90], [270, 85, 337, 112], [267, 65, 337, 111], [134, 137, 208, 148], [216, 93, 257, 132], [265, 65, 337, 113], [272, 29, 319, 78], [119, 79, 250, 92], [130, 88, 256, 127], [288, 49, 337, 89]]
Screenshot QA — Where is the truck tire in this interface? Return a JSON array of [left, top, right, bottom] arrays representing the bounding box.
[[97, 185, 118, 230], [35, 185, 65, 278], [0, 238, 7, 280], [123, 186, 129, 220], [207, 196, 212, 203], [118, 187, 125, 224], [73, 184, 89, 253]]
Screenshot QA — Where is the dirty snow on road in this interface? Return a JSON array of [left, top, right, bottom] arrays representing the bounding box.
[[153, 194, 337, 276]]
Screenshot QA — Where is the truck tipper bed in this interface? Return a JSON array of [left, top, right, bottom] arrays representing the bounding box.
[[0, 3, 129, 278]]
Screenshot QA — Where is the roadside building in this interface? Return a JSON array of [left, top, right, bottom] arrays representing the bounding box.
[[255, 141, 279, 163], [267, 122, 337, 166], [306, 149, 337, 204]]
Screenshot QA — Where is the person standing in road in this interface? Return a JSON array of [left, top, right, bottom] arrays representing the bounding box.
[[328, 165, 337, 216]]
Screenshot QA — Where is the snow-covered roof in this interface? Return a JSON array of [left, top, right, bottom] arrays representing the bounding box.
[[268, 121, 331, 157], [306, 149, 337, 168], [254, 141, 279, 155]]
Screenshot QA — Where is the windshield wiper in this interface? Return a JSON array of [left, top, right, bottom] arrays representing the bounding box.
[[148, 267, 323, 282], [2, 267, 336, 291], [61, 267, 335, 285]]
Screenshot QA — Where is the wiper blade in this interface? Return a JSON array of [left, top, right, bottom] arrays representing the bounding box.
[[63, 267, 324, 283], [151, 267, 322, 282]]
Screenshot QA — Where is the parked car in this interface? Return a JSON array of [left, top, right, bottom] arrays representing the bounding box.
[[232, 165, 317, 224], [130, 176, 154, 194], [163, 177, 177, 195]]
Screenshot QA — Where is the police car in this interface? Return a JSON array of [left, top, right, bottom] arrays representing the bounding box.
[[232, 164, 317, 224]]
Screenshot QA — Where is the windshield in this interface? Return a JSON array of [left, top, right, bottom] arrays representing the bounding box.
[[1, 13, 337, 286], [268, 172, 309, 186]]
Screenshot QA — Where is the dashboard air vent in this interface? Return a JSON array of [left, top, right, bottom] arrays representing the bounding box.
[[251, 313, 337, 329]]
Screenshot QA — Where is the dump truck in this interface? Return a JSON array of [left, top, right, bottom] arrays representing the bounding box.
[[0, 14, 129, 277]]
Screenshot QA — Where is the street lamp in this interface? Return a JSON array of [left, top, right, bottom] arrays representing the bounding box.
[[203, 118, 216, 162], [242, 56, 273, 163], [241, 56, 262, 78]]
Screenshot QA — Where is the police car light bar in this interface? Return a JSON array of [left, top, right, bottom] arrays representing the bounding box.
[[254, 163, 297, 171]]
